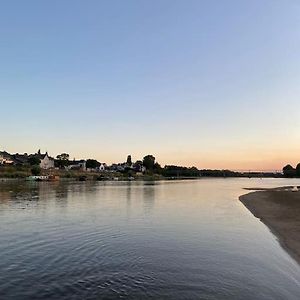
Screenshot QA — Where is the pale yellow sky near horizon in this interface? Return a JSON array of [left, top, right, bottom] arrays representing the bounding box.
[[3, 141, 300, 171]]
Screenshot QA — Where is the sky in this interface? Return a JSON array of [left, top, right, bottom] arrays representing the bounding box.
[[1, 0, 300, 170]]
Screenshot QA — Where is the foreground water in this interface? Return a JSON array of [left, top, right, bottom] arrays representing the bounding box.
[[0, 178, 300, 299]]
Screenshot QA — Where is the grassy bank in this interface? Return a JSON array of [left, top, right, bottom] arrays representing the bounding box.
[[0, 166, 31, 178], [0, 166, 165, 181]]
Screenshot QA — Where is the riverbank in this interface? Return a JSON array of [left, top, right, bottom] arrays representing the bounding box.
[[0, 167, 166, 181], [240, 186, 300, 264]]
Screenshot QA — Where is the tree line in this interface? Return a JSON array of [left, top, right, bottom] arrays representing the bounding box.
[[282, 164, 300, 178], [28, 151, 286, 178]]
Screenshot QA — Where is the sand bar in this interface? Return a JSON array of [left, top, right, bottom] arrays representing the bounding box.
[[240, 187, 300, 264]]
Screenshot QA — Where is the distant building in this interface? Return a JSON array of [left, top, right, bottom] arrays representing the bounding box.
[[1, 149, 55, 169], [13, 153, 29, 165], [40, 153, 55, 169], [0, 151, 16, 165], [31, 150, 55, 169], [98, 163, 107, 171], [133, 161, 146, 173], [67, 160, 86, 171]]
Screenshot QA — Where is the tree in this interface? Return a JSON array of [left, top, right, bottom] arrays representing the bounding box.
[[86, 159, 100, 169], [126, 155, 132, 166], [56, 153, 69, 161], [161, 165, 201, 177], [56, 153, 70, 168], [283, 164, 296, 178], [153, 162, 162, 174], [296, 163, 300, 177], [31, 165, 41, 176], [28, 156, 41, 166], [143, 155, 155, 171]]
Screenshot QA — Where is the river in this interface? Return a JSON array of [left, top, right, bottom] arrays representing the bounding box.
[[0, 178, 300, 299]]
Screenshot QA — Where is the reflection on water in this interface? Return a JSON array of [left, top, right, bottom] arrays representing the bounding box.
[[0, 178, 300, 300], [143, 182, 155, 214]]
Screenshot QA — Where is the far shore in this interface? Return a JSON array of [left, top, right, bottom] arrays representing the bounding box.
[[240, 186, 300, 264], [0, 175, 202, 182]]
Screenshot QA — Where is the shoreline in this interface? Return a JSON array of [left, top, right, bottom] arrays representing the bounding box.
[[240, 187, 300, 264]]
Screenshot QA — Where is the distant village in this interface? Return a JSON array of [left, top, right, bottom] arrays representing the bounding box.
[[0, 149, 285, 180], [0, 150, 147, 174]]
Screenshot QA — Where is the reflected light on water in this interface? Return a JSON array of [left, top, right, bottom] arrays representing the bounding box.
[[0, 178, 300, 299]]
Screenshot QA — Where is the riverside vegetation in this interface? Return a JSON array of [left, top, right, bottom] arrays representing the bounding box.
[[0, 152, 283, 180]]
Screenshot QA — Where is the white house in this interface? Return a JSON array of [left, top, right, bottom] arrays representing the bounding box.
[[99, 163, 107, 171], [40, 153, 55, 169], [32, 150, 55, 169]]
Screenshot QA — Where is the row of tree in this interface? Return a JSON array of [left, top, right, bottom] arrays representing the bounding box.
[[130, 155, 244, 177], [54, 153, 272, 178], [282, 164, 300, 177], [28, 151, 288, 178]]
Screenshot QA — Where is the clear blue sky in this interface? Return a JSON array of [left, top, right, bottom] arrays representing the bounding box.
[[1, 0, 300, 170]]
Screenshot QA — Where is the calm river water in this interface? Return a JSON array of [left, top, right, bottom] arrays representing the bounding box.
[[1, 178, 300, 299]]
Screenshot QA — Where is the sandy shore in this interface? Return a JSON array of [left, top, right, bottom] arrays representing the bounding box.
[[240, 187, 300, 264]]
